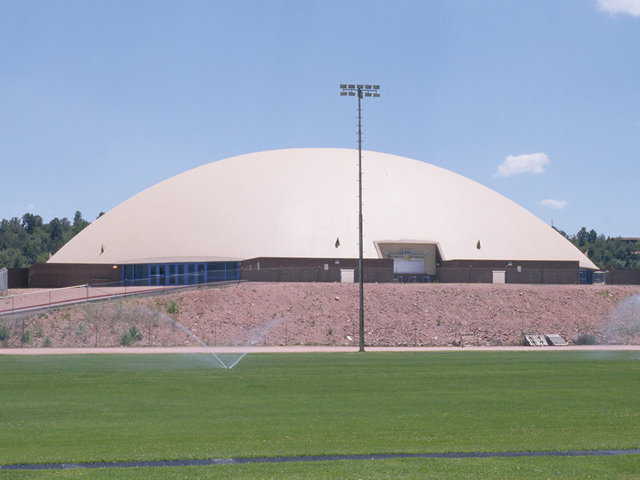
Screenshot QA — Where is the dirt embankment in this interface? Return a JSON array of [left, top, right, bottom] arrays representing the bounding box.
[[1, 283, 639, 348]]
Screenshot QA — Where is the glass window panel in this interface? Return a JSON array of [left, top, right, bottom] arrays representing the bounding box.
[[208, 262, 222, 282], [196, 264, 205, 283], [124, 265, 134, 281], [134, 265, 146, 279], [149, 265, 158, 285], [158, 265, 166, 285]]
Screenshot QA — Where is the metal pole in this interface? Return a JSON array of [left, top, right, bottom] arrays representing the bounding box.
[[357, 87, 365, 353], [339, 83, 380, 352]]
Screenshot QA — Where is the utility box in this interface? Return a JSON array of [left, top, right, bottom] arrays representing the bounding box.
[[0, 268, 7, 295]]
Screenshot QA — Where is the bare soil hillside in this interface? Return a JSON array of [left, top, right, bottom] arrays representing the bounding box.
[[1, 283, 639, 348]]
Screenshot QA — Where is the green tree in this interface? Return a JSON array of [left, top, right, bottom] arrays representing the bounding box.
[[21, 213, 43, 234], [72, 211, 89, 234], [569, 227, 640, 270], [0, 211, 92, 269], [0, 248, 28, 268]]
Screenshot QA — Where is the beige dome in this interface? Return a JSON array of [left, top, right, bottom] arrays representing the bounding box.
[[49, 148, 597, 269]]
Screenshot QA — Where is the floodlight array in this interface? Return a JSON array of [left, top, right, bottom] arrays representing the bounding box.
[[339, 83, 381, 97], [339, 84, 380, 90]]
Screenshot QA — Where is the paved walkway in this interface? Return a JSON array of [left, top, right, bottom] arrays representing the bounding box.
[[1, 345, 639, 355], [2, 448, 640, 471], [0, 285, 173, 315], [0, 281, 241, 316]]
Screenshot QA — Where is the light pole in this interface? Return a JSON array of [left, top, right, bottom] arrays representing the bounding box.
[[339, 83, 380, 352]]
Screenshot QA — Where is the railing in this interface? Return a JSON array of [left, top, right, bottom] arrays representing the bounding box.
[[0, 277, 241, 316]]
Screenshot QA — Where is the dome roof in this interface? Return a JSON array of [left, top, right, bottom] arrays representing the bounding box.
[[49, 148, 597, 269]]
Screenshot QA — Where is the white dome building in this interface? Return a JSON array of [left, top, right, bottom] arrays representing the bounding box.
[[41, 148, 596, 286]]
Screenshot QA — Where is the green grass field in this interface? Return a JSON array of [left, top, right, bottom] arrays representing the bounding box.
[[1, 351, 640, 479]]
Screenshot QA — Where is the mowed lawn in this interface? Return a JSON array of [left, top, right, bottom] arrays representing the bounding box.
[[1, 351, 640, 478]]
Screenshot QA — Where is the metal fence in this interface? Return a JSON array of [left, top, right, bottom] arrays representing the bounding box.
[[0, 277, 242, 316]]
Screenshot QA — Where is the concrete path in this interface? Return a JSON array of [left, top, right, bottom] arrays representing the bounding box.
[[1, 345, 639, 355], [0, 281, 241, 316], [3, 448, 640, 471], [0, 285, 174, 315]]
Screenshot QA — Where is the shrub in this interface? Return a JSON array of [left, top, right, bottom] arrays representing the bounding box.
[[75, 323, 87, 337], [575, 333, 598, 345], [0, 325, 9, 342], [166, 300, 179, 315], [21, 330, 32, 345], [120, 326, 143, 346], [43, 337, 52, 347]]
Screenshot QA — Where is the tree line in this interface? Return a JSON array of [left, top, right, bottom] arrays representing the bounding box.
[[0, 212, 638, 270], [554, 227, 640, 269], [0, 212, 92, 268]]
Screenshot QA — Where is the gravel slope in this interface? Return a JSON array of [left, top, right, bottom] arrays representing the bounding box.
[[1, 283, 639, 348]]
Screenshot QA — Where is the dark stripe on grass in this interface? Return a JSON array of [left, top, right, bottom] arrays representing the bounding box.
[[2, 449, 640, 471]]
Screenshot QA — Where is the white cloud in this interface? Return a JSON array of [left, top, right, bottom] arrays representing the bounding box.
[[495, 153, 550, 177], [598, 0, 640, 16], [540, 199, 568, 210]]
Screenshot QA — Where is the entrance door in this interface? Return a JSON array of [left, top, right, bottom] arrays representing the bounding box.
[[492, 270, 506, 284], [158, 265, 167, 285], [149, 265, 159, 285], [340, 269, 354, 283], [196, 263, 206, 284], [186, 263, 206, 284], [187, 264, 196, 285]]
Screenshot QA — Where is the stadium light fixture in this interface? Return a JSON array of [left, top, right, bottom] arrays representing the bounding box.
[[339, 83, 381, 353]]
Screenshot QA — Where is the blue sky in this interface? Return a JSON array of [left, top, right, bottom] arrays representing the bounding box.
[[1, 0, 638, 236]]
